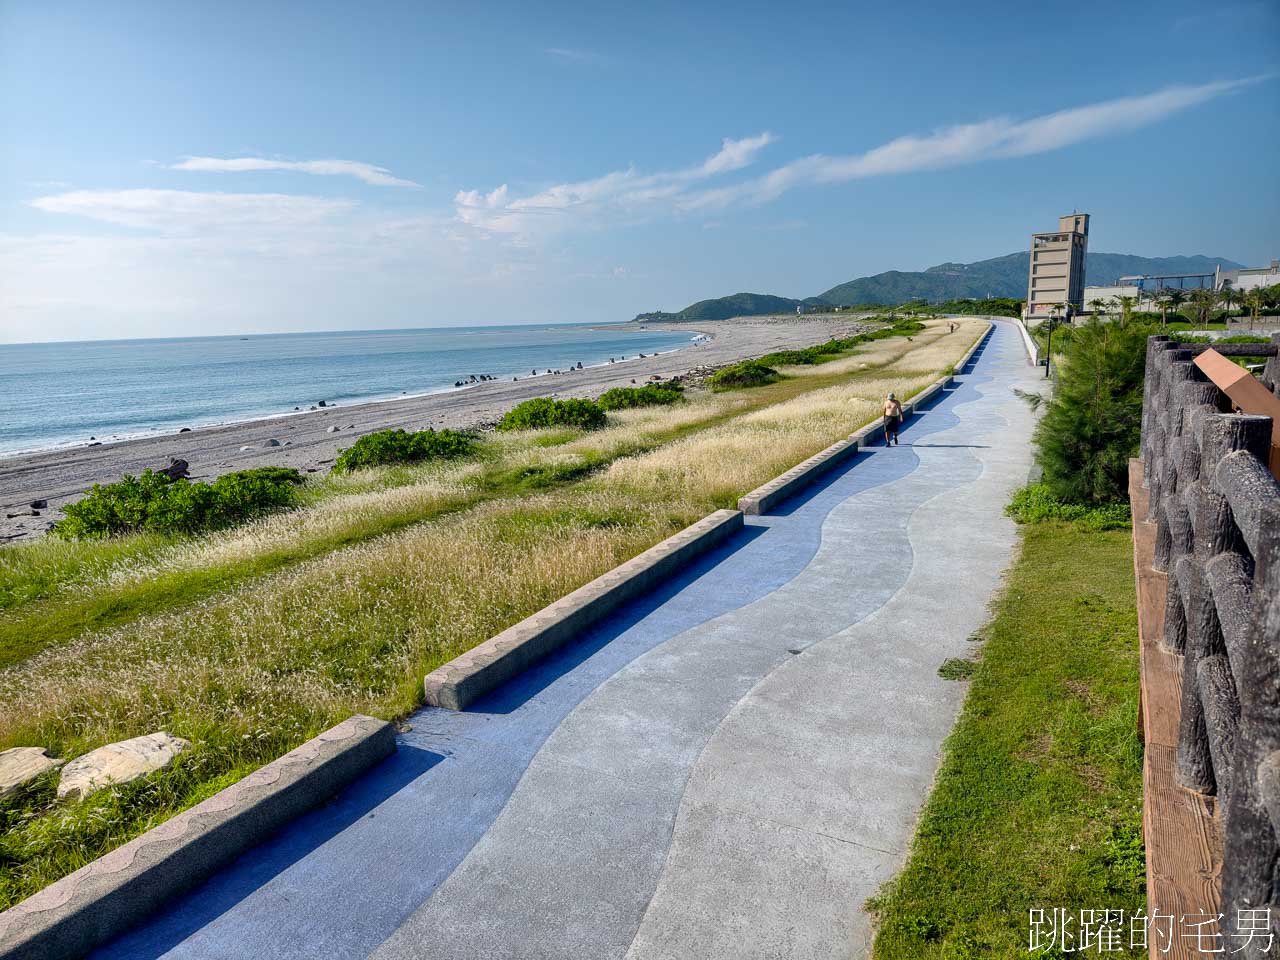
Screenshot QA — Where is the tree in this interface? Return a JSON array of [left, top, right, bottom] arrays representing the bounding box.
[[1189, 288, 1218, 326], [1163, 287, 1187, 324], [1032, 318, 1149, 503], [1114, 295, 1137, 325], [1089, 298, 1109, 318], [1243, 288, 1264, 328], [1219, 283, 1244, 321]]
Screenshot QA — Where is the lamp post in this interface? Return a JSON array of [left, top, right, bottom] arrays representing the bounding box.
[[1044, 305, 1062, 379]]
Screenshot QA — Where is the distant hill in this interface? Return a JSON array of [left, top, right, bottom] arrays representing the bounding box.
[[636, 252, 1243, 320], [635, 292, 805, 322], [817, 252, 1241, 306]]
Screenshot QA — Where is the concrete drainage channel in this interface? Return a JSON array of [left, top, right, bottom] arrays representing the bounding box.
[[0, 322, 991, 960]]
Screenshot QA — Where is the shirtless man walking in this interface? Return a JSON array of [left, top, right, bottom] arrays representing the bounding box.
[[883, 392, 904, 445]]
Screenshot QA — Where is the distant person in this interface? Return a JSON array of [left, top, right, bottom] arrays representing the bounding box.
[[883, 392, 903, 446]]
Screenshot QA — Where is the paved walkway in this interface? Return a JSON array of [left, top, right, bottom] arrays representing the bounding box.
[[99, 320, 1040, 960]]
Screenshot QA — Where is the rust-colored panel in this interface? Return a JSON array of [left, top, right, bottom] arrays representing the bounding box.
[[1192, 348, 1280, 478]]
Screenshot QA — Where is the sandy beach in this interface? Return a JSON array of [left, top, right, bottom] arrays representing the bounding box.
[[0, 315, 871, 541]]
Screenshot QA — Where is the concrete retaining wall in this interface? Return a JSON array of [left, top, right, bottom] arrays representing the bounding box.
[[737, 438, 861, 515], [423, 509, 745, 711], [1012, 317, 1039, 366], [0, 715, 395, 960]]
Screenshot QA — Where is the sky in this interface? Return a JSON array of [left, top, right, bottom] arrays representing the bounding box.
[[1, 0, 1278, 343]]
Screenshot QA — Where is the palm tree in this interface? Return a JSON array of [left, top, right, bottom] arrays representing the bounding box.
[[1163, 288, 1187, 326], [1088, 298, 1109, 318], [1189, 288, 1218, 327], [1219, 284, 1244, 323], [1115, 295, 1137, 326], [1243, 288, 1264, 329]]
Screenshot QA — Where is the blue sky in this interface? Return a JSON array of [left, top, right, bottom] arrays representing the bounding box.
[[1, 0, 1277, 343]]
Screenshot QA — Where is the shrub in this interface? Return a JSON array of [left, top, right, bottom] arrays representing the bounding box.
[[333, 428, 476, 472], [497, 397, 607, 431], [54, 467, 304, 540], [1006, 484, 1131, 531], [1032, 318, 1148, 504], [708, 360, 781, 390], [759, 320, 927, 368], [596, 383, 684, 411]]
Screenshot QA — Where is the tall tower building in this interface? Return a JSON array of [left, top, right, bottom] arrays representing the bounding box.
[[1026, 213, 1089, 320]]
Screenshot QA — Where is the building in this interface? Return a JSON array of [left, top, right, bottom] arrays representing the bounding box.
[[1216, 259, 1280, 293], [1025, 213, 1089, 321]]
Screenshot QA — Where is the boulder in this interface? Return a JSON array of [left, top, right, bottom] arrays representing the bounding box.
[[57, 732, 191, 800], [262, 438, 281, 447], [327, 425, 340, 433], [30, 499, 48, 510], [317, 400, 327, 408], [179, 427, 192, 433], [0, 747, 62, 797]]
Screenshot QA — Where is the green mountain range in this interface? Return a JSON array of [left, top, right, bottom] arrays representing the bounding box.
[[634, 252, 1242, 321]]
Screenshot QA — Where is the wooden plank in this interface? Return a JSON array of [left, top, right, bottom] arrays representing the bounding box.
[[1192, 348, 1280, 479], [1129, 459, 1223, 960]]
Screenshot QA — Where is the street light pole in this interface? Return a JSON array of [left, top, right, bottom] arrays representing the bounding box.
[[1044, 306, 1061, 379]]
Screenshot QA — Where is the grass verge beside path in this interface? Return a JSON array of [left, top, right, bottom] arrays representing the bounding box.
[[869, 516, 1144, 958]]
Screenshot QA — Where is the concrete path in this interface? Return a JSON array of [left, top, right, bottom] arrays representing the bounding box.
[[98, 320, 1040, 960]]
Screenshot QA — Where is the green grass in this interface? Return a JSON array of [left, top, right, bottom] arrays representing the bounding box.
[[0, 319, 977, 907], [0, 334, 948, 665], [869, 516, 1144, 958]]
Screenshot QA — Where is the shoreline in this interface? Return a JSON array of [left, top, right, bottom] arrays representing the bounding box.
[[0, 343, 698, 462], [0, 315, 869, 542]]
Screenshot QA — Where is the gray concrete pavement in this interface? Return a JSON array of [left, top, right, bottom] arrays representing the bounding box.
[[101, 320, 1040, 960]]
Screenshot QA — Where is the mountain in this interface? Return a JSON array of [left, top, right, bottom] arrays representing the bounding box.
[[817, 252, 1241, 306], [635, 292, 806, 322], [635, 252, 1244, 320]]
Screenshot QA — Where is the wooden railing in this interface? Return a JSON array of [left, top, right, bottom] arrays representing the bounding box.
[[1138, 334, 1280, 958]]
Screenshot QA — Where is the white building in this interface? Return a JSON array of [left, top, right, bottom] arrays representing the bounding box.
[[1216, 260, 1280, 293]]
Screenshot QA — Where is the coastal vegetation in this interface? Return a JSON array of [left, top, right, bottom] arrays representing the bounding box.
[[496, 396, 608, 431], [52, 467, 305, 540], [596, 382, 684, 410], [332, 427, 476, 472], [708, 360, 780, 390], [0, 319, 983, 906]]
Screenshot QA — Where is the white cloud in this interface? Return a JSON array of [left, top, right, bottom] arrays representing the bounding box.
[[682, 78, 1258, 210], [544, 47, 609, 64], [30, 189, 354, 233], [171, 157, 420, 187], [453, 133, 776, 234]]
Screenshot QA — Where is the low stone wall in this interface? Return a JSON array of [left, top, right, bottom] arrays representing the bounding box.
[[0, 715, 395, 960], [737, 438, 861, 515], [423, 509, 745, 711]]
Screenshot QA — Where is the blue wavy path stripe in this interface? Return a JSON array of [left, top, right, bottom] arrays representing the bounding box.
[[98, 320, 1040, 960]]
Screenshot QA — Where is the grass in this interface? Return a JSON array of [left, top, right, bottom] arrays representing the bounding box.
[[0, 318, 986, 907], [868, 513, 1143, 958]]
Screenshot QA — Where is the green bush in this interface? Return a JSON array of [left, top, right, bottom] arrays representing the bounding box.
[[496, 397, 607, 431], [596, 383, 684, 410], [759, 320, 927, 368], [708, 360, 782, 390], [333, 428, 476, 472], [54, 467, 304, 540], [1032, 318, 1148, 504], [1006, 484, 1131, 531]]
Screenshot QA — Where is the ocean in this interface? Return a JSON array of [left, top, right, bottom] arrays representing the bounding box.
[[0, 323, 697, 457]]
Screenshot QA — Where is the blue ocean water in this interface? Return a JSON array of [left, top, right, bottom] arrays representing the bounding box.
[[0, 323, 696, 457]]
